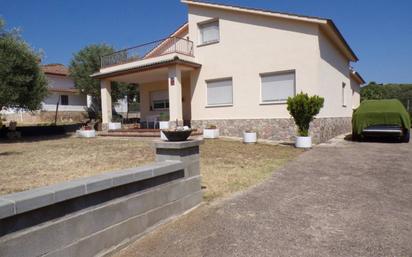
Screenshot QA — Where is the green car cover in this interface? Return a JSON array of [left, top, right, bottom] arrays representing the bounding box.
[[352, 99, 411, 136]]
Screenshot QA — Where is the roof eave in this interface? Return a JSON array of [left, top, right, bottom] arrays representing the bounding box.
[[90, 57, 201, 80]]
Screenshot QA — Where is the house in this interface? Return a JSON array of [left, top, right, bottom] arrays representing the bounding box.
[[91, 0, 365, 143], [1, 64, 131, 123], [42, 64, 88, 115], [0, 64, 88, 123]]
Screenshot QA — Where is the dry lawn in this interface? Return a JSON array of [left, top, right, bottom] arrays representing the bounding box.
[[0, 137, 302, 200], [0, 137, 154, 195], [201, 139, 302, 201]]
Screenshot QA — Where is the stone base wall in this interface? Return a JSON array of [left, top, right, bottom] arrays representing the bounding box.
[[191, 117, 352, 143], [2, 111, 87, 124]]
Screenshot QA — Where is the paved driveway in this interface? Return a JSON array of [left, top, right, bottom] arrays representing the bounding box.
[[115, 138, 412, 257]]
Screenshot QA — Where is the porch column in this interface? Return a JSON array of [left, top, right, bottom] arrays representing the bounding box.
[[101, 79, 112, 126], [168, 65, 183, 124]]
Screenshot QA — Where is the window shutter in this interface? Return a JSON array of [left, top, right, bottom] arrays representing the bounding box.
[[201, 21, 219, 44], [150, 90, 168, 101], [261, 72, 295, 102], [207, 79, 233, 106]]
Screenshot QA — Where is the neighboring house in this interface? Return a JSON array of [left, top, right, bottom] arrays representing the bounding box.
[[42, 64, 88, 113], [1, 64, 130, 123], [91, 0, 365, 142]]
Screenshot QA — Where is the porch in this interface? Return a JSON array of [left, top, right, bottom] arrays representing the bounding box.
[[91, 36, 200, 129]]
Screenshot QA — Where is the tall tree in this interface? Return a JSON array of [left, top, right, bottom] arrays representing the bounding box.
[[68, 44, 125, 110], [0, 18, 48, 110]]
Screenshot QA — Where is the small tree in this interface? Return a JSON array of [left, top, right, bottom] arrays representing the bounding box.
[[287, 92, 324, 137], [0, 18, 48, 111], [69, 44, 126, 110], [69, 44, 135, 121], [123, 83, 139, 120]]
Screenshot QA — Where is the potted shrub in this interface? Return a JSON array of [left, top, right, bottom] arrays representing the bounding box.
[[287, 92, 324, 148], [243, 129, 257, 144], [203, 124, 219, 139]]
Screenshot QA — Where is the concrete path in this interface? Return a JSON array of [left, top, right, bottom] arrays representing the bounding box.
[[115, 138, 412, 257]]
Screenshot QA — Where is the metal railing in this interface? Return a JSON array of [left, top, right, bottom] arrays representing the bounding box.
[[101, 37, 194, 68]]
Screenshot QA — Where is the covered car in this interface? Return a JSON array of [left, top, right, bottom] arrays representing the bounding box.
[[352, 99, 410, 142]]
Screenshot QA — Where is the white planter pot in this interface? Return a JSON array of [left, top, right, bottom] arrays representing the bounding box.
[[108, 122, 122, 130], [159, 121, 169, 141], [295, 136, 312, 148], [203, 128, 219, 139], [243, 132, 257, 144], [77, 130, 96, 138]]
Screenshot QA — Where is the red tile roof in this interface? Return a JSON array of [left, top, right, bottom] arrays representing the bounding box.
[[42, 64, 69, 76]]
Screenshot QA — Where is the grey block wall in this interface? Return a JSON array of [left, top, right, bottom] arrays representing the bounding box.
[[0, 139, 203, 257]]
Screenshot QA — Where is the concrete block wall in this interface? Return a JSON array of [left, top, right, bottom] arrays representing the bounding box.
[[0, 139, 203, 257]]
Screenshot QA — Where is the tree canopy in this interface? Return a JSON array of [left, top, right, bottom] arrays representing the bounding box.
[[360, 82, 412, 116], [69, 44, 137, 113], [0, 18, 48, 111]]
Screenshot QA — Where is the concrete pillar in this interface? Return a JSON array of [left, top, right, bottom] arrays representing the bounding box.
[[168, 65, 183, 125], [154, 139, 204, 178], [100, 79, 112, 126]]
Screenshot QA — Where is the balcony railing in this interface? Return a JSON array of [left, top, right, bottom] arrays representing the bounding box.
[[101, 36, 194, 68]]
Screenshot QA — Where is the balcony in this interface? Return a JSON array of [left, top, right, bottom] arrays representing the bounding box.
[[100, 37, 194, 68]]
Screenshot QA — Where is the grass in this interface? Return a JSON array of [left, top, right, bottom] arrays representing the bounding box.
[[0, 137, 154, 195], [0, 137, 302, 200], [200, 139, 302, 201]]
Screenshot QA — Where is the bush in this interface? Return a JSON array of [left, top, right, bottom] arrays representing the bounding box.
[[287, 92, 324, 136]]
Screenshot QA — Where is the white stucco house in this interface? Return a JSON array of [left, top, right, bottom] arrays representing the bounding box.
[[1, 64, 130, 123], [91, 0, 365, 142], [42, 64, 88, 113]]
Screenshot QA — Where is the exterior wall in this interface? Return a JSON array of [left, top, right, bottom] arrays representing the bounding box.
[[317, 30, 353, 118], [192, 117, 351, 143], [47, 74, 75, 90], [42, 92, 87, 112], [139, 75, 192, 121], [350, 76, 361, 109], [188, 5, 320, 120], [43, 74, 87, 112], [140, 80, 169, 120]]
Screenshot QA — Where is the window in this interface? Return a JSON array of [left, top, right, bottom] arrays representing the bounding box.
[[60, 95, 69, 105], [199, 20, 219, 45], [206, 78, 233, 106], [260, 71, 295, 103], [342, 82, 346, 107], [150, 90, 169, 111]]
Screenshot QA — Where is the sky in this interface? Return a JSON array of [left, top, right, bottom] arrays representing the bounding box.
[[1, 0, 412, 84]]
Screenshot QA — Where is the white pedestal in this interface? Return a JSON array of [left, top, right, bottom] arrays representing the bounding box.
[[203, 128, 220, 139], [159, 121, 169, 141], [77, 130, 96, 138], [108, 122, 122, 130], [243, 132, 257, 144], [295, 136, 312, 148]]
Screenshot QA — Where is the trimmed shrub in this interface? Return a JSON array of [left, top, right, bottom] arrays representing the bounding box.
[[287, 92, 324, 136]]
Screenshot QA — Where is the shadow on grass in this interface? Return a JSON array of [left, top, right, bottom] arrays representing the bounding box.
[[0, 134, 73, 145], [0, 151, 23, 156]]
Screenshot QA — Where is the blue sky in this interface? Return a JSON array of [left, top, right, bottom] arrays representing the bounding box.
[[1, 0, 411, 83]]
